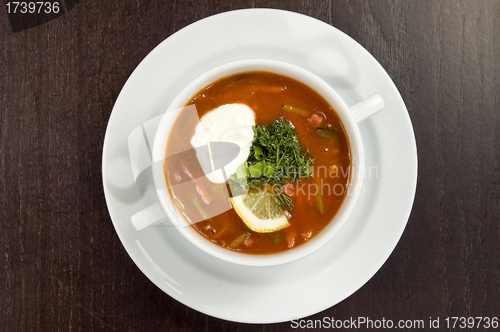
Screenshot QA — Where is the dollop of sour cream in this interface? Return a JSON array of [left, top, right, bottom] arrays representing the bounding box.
[[190, 103, 255, 183]]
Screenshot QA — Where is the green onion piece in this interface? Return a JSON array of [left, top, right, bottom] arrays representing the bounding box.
[[228, 163, 249, 197], [263, 164, 274, 176], [235, 162, 247, 179], [253, 144, 264, 160], [281, 104, 308, 116], [269, 232, 282, 244], [228, 232, 251, 249], [172, 198, 185, 212], [315, 195, 324, 214], [315, 128, 339, 139], [314, 178, 324, 214], [193, 198, 213, 222], [248, 161, 266, 177], [228, 179, 248, 197], [306, 165, 314, 177]]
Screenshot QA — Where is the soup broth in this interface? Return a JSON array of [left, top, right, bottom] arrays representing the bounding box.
[[164, 71, 351, 254]]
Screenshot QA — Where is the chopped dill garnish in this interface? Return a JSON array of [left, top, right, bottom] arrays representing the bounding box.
[[229, 117, 314, 211]]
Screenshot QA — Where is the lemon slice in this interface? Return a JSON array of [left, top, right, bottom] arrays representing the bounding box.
[[230, 188, 290, 233]]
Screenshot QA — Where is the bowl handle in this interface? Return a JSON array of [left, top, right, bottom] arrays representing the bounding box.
[[349, 94, 385, 123], [130, 202, 167, 231], [128, 114, 165, 231]]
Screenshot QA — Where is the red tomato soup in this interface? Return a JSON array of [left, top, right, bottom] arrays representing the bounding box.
[[164, 71, 351, 255]]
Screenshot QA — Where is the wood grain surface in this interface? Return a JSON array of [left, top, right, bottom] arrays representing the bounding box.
[[1, 1, 499, 331]]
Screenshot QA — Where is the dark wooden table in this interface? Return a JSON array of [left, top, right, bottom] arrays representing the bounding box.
[[1, 1, 499, 331]]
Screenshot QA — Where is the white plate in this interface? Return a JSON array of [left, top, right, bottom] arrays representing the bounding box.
[[102, 9, 417, 324]]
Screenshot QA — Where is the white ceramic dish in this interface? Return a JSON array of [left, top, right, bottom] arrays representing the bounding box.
[[102, 9, 417, 323], [133, 58, 384, 266]]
